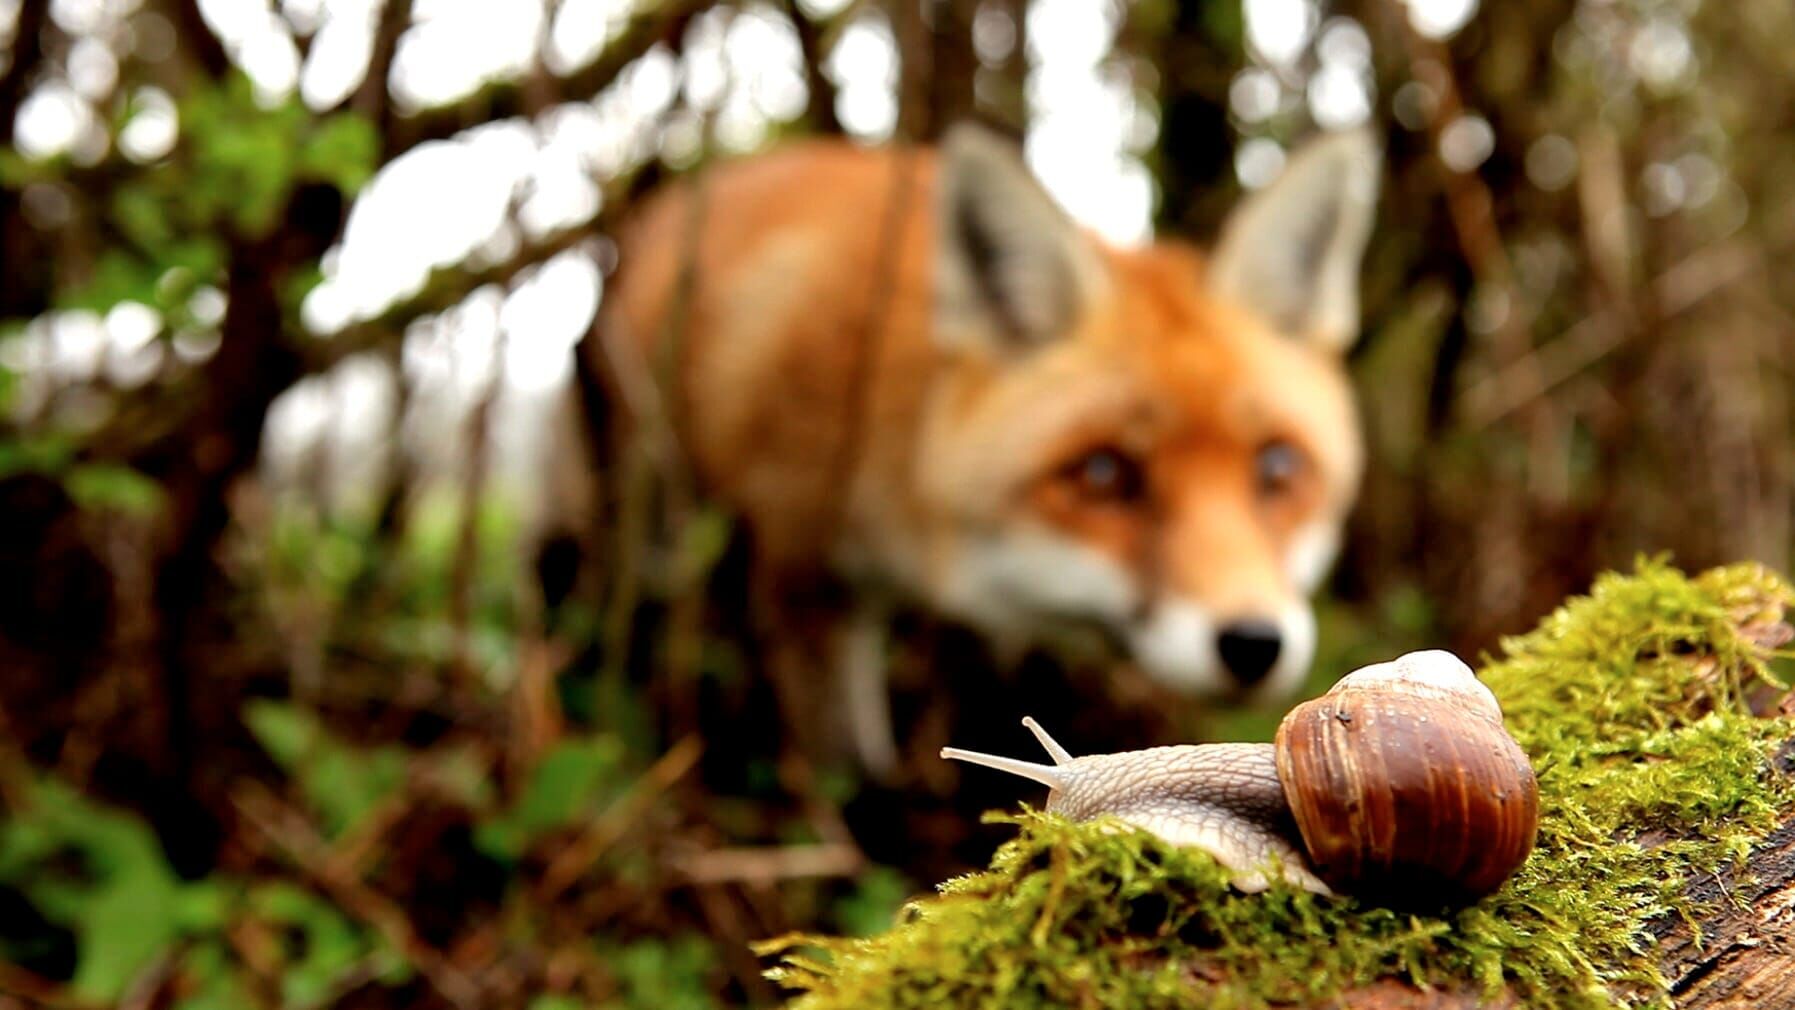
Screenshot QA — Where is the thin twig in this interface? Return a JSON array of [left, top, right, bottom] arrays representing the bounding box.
[[539, 734, 704, 900], [689, 882, 780, 1004], [0, 703, 35, 811], [595, 18, 723, 720], [653, 30, 736, 733], [351, 0, 414, 145], [116, 949, 179, 1010], [167, 0, 233, 79], [325, 772, 425, 881], [784, 0, 844, 134], [1396, 32, 1534, 366], [1461, 242, 1760, 427], [669, 842, 865, 885], [509, 635, 570, 771], [447, 325, 506, 691], [1390, 5, 1568, 503], [0, 962, 106, 1010], [234, 782, 483, 1009]]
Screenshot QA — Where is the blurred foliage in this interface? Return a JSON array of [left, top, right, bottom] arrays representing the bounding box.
[[0, 501, 719, 1006], [1, 780, 224, 1000], [0, 432, 163, 513], [1, 75, 373, 320]]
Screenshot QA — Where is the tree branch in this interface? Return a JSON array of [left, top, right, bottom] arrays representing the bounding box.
[[783, 0, 842, 135], [167, 0, 232, 80], [0, 0, 49, 148], [351, 0, 414, 149], [0, 0, 52, 318], [385, 0, 708, 156], [298, 226, 600, 374]]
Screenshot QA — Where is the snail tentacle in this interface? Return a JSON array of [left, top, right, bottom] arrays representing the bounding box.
[[939, 747, 1067, 790], [1021, 716, 1075, 765]]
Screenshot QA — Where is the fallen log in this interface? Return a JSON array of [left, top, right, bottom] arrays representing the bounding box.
[[758, 561, 1795, 1009]]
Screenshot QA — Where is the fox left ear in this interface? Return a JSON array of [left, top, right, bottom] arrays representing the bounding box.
[[935, 123, 1107, 354], [1208, 129, 1381, 351]]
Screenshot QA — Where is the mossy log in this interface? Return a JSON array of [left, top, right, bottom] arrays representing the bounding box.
[[758, 562, 1795, 1009]]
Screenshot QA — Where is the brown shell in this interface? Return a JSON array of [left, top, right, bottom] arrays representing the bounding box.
[[1273, 662, 1539, 903]]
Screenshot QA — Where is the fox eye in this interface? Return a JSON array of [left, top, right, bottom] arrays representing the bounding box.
[[1255, 440, 1303, 496], [1063, 447, 1146, 504]]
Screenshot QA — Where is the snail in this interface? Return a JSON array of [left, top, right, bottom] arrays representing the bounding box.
[[941, 650, 1539, 904]]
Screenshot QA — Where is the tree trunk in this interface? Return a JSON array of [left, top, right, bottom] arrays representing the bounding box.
[[1323, 803, 1795, 1008], [1651, 813, 1795, 1008]]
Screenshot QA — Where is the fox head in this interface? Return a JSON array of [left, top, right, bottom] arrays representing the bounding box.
[[918, 125, 1379, 704]]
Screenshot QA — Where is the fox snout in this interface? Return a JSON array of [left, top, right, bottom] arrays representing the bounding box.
[[1129, 598, 1317, 703], [1215, 619, 1284, 686]]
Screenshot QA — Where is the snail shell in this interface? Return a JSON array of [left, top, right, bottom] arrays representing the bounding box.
[[1275, 650, 1539, 901]]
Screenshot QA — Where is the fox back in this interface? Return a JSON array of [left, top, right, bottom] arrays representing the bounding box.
[[587, 126, 1380, 753]]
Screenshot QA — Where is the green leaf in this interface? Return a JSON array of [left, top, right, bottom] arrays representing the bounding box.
[[476, 736, 626, 858], [0, 147, 56, 184], [0, 780, 220, 1001], [162, 237, 226, 277], [245, 700, 320, 771], [244, 701, 404, 836], [112, 184, 175, 249], [167, 941, 250, 1010], [599, 936, 719, 1010], [248, 882, 386, 1007], [422, 743, 497, 809], [62, 251, 161, 310], [65, 464, 166, 516], [300, 114, 380, 194], [306, 745, 405, 838], [0, 435, 75, 476], [676, 507, 734, 581]]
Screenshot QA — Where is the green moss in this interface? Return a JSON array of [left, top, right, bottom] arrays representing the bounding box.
[[756, 561, 1795, 1009]]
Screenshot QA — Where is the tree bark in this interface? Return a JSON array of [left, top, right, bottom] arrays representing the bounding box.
[[785, 0, 843, 135], [139, 232, 303, 876], [1648, 776, 1795, 1009], [0, 0, 53, 320], [924, 0, 979, 139]]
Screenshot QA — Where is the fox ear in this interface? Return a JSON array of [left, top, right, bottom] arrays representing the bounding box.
[[1208, 129, 1381, 351], [935, 123, 1105, 353]]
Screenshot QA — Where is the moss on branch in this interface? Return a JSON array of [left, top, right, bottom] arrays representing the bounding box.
[[757, 561, 1795, 1009]]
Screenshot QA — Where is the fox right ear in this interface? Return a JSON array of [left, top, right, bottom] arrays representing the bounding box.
[[1208, 129, 1381, 352], [935, 124, 1105, 354]]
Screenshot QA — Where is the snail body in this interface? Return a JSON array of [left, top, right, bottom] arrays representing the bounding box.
[[941, 650, 1539, 904]]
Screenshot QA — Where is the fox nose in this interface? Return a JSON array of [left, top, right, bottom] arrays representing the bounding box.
[[1216, 620, 1283, 687]]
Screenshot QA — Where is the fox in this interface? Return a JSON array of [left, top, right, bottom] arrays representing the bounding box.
[[560, 123, 1380, 776]]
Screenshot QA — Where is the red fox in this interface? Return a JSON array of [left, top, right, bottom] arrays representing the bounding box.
[[566, 124, 1380, 775]]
